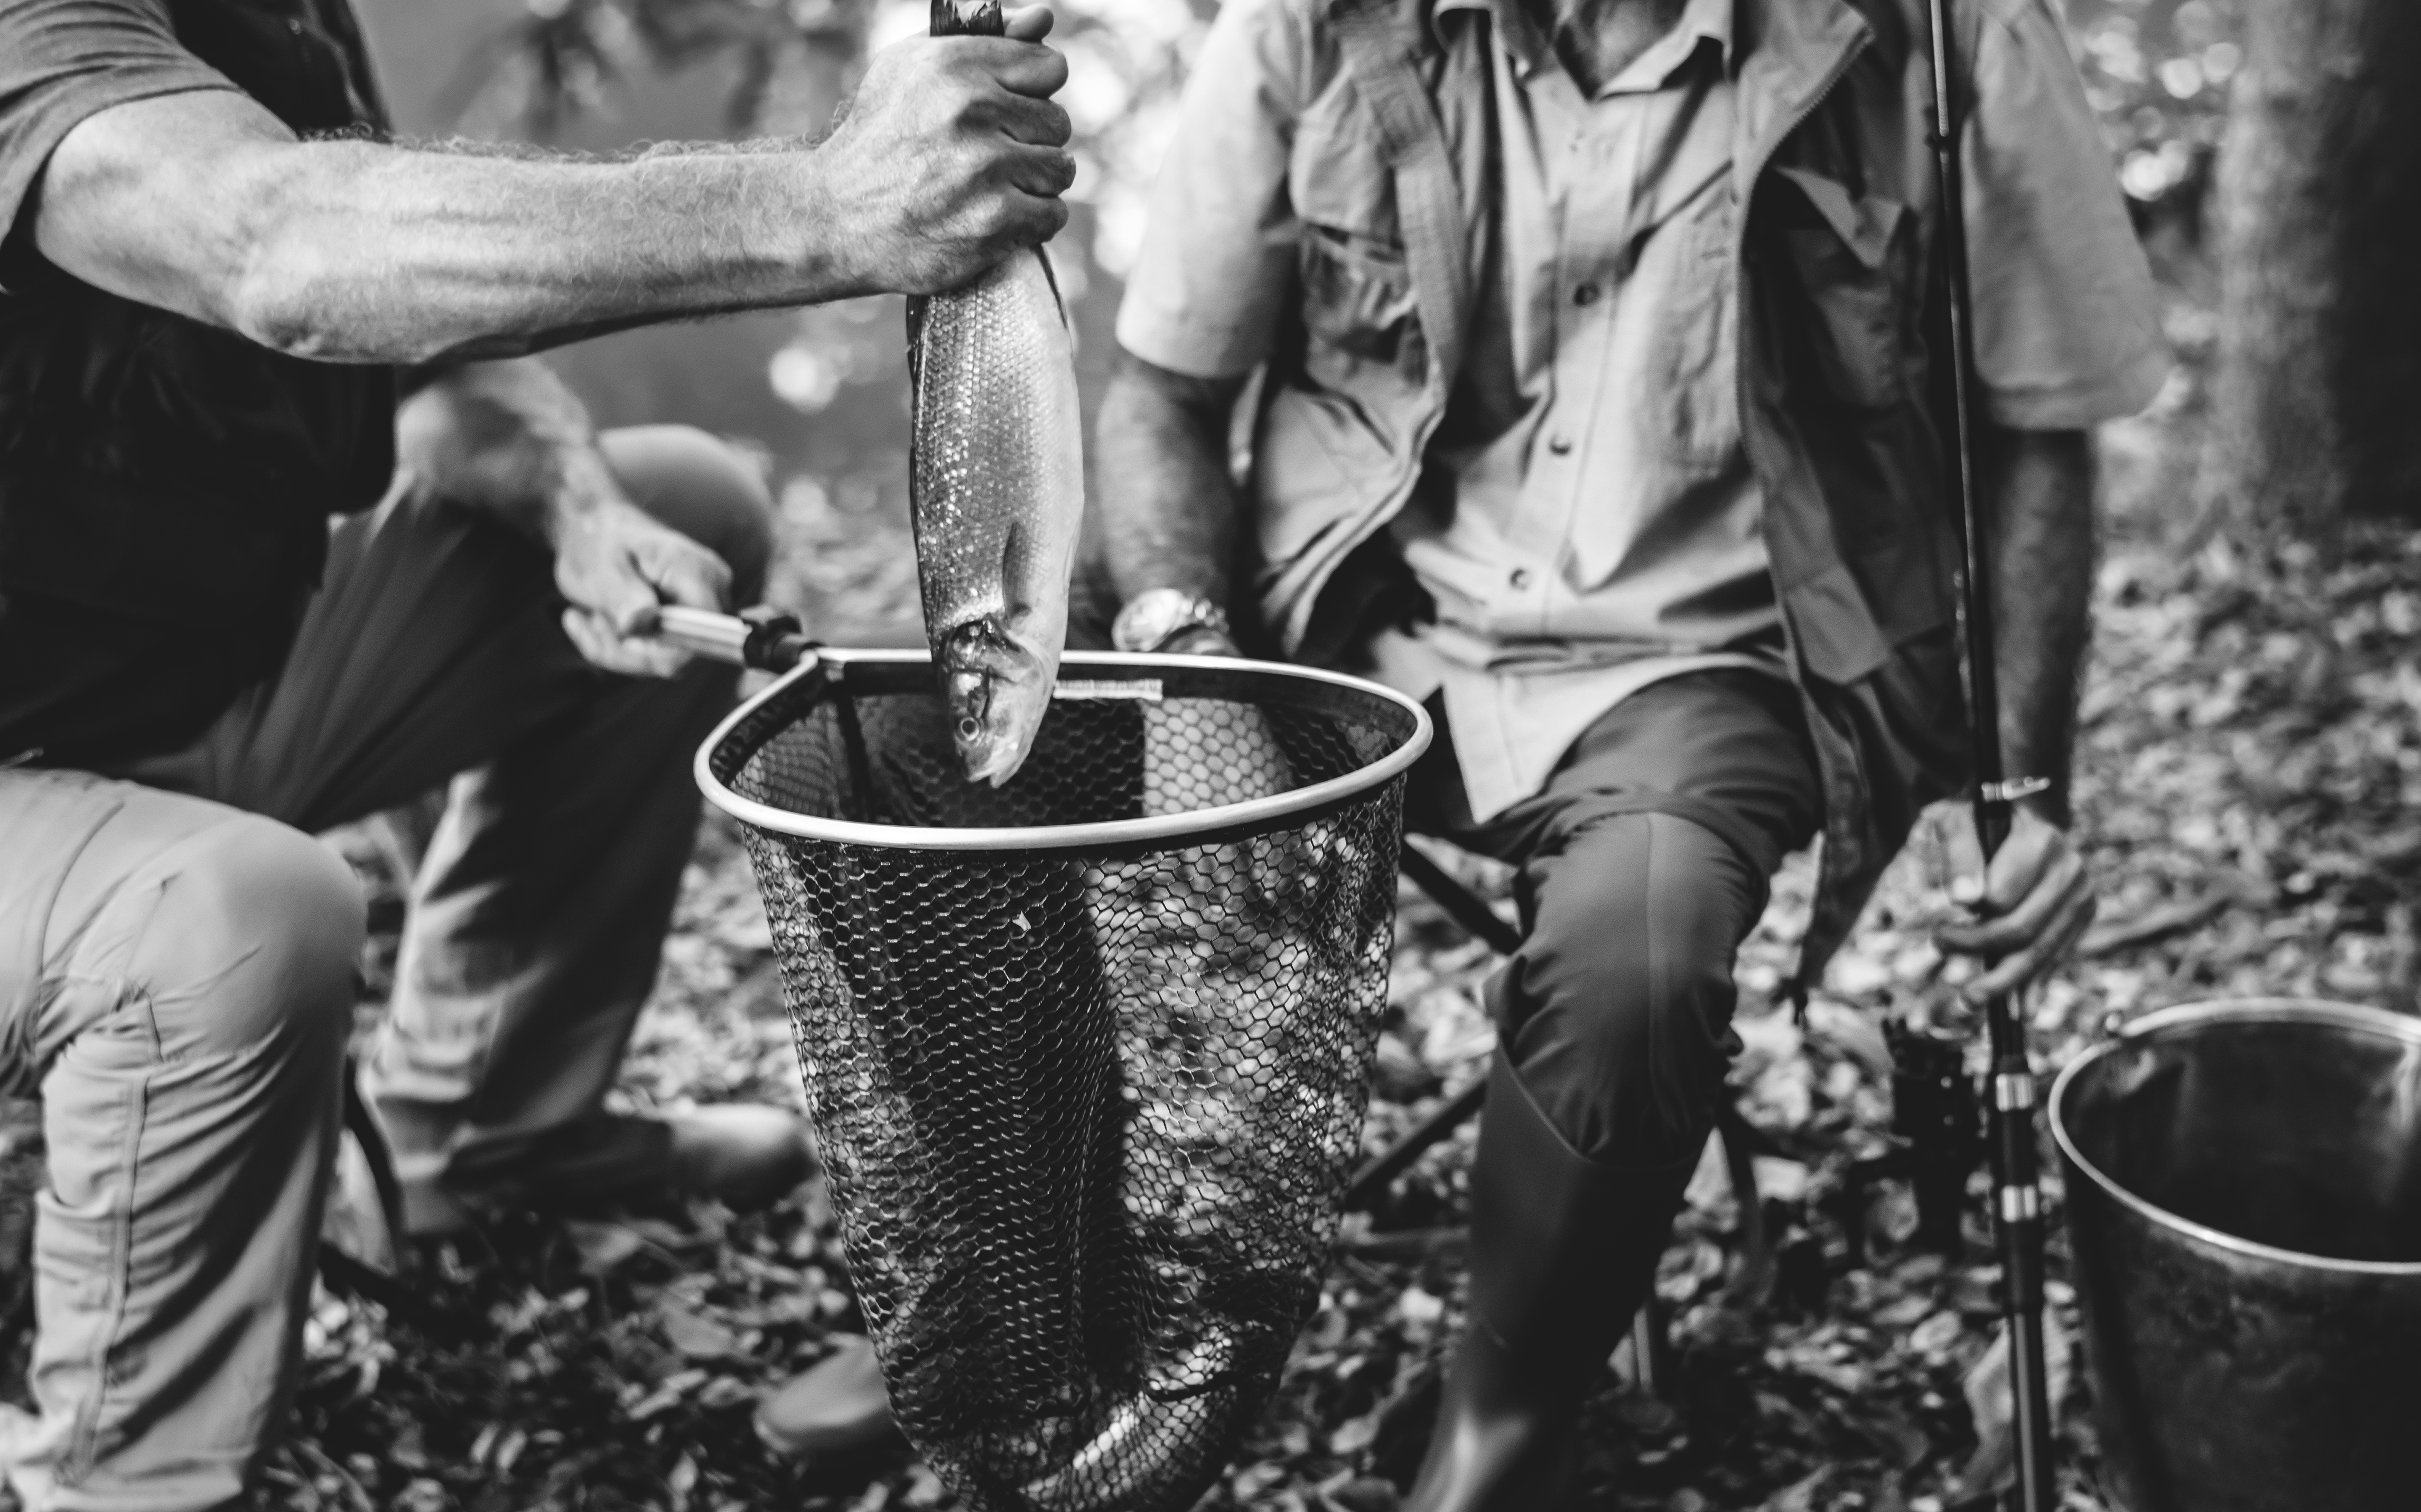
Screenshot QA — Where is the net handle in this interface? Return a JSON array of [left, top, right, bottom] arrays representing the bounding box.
[[692, 649, 1435, 853], [653, 605, 820, 673]]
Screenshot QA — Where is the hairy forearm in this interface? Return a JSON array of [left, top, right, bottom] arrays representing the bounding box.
[[188, 132, 824, 365], [37, 31, 1078, 369], [394, 358, 610, 541], [1096, 352, 1247, 604], [1978, 426, 2096, 826]]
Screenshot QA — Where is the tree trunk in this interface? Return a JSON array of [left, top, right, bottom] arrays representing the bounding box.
[[2200, 0, 2421, 537]]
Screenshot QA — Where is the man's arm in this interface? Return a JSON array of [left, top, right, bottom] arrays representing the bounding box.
[[1096, 350, 1249, 650], [27, 12, 1074, 365], [1984, 428, 2094, 822], [396, 359, 723, 677], [1937, 426, 2099, 996]]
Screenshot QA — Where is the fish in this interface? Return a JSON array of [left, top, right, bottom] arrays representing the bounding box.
[[907, 0, 1085, 788]]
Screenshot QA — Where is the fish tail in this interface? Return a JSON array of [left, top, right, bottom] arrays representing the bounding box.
[[930, 1, 1004, 39]]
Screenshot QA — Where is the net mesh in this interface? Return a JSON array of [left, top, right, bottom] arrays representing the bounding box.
[[704, 656, 1416, 1512]]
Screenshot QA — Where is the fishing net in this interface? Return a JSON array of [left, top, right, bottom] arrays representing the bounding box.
[[699, 650, 1429, 1512]]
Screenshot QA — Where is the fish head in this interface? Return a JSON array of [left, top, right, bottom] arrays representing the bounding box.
[[937, 621, 1052, 787]]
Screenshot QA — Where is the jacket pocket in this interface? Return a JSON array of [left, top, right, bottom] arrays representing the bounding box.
[[1652, 204, 1742, 472], [1299, 224, 1426, 382], [1772, 167, 1911, 410]]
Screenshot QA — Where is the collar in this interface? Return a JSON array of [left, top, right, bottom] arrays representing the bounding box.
[[1433, 0, 1738, 84]]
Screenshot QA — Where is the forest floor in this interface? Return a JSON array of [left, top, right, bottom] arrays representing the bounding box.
[[12, 294, 2414, 1512]]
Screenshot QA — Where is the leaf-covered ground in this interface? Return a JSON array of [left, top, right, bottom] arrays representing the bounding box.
[[234, 299, 2421, 1512]]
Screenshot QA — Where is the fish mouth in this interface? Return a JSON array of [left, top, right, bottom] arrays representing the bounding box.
[[937, 620, 1049, 787]]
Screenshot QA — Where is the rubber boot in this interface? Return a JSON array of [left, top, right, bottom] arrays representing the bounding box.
[[1403, 1054, 1702, 1512]]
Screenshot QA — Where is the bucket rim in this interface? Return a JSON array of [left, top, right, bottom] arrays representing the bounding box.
[[2047, 996, 2421, 1277], [693, 648, 1435, 852]]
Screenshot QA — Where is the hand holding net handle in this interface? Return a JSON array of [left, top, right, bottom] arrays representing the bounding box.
[[653, 605, 817, 674]]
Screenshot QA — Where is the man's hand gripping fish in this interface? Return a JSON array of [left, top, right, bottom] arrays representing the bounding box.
[[909, 0, 1085, 787]]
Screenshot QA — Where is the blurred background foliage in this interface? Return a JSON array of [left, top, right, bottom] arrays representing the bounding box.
[[355, 0, 2234, 646]]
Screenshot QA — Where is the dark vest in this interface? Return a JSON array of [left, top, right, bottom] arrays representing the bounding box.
[[0, 0, 397, 636]]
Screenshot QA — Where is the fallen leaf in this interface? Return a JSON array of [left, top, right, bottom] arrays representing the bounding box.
[[659, 1302, 743, 1361]]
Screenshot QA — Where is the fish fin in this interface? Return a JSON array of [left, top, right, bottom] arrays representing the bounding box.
[[1033, 247, 1072, 329], [929, 1, 1004, 39], [998, 518, 1026, 606], [905, 295, 928, 391]]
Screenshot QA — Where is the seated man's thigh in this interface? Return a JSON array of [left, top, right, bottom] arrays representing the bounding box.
[[1498, 810, 1765, 1166], [1480, 671, 1822, 1166]]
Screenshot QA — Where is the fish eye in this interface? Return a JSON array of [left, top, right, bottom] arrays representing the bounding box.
[[957, 717, 982, 741]]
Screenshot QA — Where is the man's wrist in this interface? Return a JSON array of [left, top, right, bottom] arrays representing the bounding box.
[[1980, 776, 2056, 807], [766, 152, 859, 304]]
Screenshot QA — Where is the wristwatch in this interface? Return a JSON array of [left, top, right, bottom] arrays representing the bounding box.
[[1113, 588, 1234, 655]]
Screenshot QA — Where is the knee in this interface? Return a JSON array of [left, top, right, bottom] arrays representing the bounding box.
[[1500, 814, 1759, 1158], [598, 425, 777, 604], [132, 817, 364, 1060]]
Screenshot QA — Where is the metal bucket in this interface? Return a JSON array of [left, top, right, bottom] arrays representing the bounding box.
[[2048, 999, 2421, 1512]]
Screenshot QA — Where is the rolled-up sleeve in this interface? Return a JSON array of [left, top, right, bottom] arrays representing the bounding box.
[[1961, 0, 2169, 430], [0, 0, 235, 283], [1113, 0, 1308, 379]]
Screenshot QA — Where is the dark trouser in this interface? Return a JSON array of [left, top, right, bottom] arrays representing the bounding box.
[[0, 427, 770, 1510], [1408, 669, 1823, 1168], [126, 427, 775, 1215], [1400, 670, 1827, 1510]]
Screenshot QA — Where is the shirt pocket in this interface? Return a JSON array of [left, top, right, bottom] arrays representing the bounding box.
[[1298, 225, 1427, 385], [1649, 200, 1742, 474], [1771, 167, 1913, 410]]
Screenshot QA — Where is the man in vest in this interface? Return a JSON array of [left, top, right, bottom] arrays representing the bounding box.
[[0, 1, 1072, 1505], [1098, 0, 2163, 1504]]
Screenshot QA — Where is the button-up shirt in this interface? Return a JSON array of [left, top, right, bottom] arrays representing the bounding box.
[[1365, 0, 1784, 819]]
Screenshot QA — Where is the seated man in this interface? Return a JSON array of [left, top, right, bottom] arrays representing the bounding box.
[[0, 1, 1073, 1505], [1096, 0, 2163, 1505]]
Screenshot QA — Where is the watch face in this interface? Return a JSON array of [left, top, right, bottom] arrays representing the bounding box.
[[1140, 598, 1186, 646], [1119, 590, 1227, 652]]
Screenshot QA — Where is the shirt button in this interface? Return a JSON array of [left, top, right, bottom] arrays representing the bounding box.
[[1548, 435, 1573, 456], [1510, 568, 1531, 590], [1573, 283, 1600, 306]]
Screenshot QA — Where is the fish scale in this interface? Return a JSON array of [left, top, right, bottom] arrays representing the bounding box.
[[907, 0, 1084, 788]]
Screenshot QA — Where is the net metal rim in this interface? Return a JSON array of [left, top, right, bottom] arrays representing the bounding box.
[[694, 647, 1433, 852]]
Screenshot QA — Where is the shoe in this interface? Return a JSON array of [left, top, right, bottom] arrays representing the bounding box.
[[383, 1103, 817, 1238], [756, 1334, 902, 1462], [1402, 1054, 1700, 1512], [668, 1103, 816, 1211]]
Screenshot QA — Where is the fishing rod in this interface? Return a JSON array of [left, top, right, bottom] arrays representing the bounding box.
[[1928, 0, 2058, 1507]]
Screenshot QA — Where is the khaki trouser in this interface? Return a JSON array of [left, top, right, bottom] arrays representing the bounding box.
[[0, 426, 771, 1510]]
